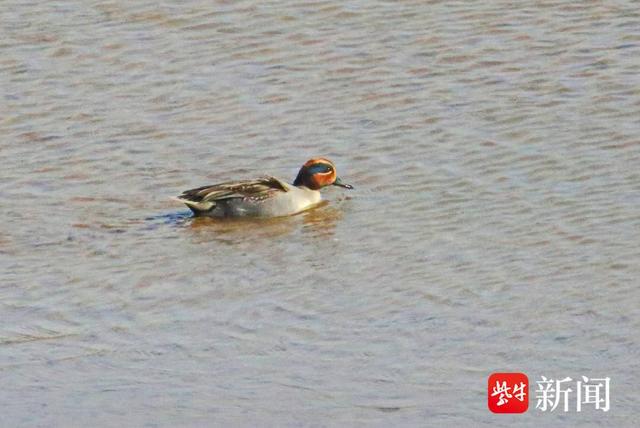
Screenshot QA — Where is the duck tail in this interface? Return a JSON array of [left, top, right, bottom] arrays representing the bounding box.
[[172, 196, 215, 215]]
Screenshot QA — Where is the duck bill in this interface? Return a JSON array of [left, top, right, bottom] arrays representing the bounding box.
[[333, 177, 354, 189]]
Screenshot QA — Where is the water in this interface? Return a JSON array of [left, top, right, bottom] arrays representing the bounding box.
[[1, 1, 639, 426]]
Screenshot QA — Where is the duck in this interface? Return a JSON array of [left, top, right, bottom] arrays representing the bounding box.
[[175, 158, 353, 217]]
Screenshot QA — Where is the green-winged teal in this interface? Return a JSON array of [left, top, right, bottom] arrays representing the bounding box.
[[176, 158, 353, 217]]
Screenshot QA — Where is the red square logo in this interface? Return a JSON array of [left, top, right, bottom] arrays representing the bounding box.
[[488, 373, 529, 413]]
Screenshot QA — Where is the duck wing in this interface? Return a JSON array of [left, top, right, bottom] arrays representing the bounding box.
[[176, 176, 291, 213]]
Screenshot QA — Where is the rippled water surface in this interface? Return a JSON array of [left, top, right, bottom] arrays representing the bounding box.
[[2, 1, 639, 426]]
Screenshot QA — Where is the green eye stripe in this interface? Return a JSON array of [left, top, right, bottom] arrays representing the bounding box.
[[307, 164, 332, 174]]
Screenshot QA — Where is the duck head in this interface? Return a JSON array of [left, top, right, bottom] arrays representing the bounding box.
[[293, 158, 354, 191]]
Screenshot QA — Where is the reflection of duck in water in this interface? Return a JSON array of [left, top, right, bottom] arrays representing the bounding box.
[[175, 158, 353, 218], [185, 203, 345, 245], [187, 215, 298, 243], [301, 202, 343, 238]]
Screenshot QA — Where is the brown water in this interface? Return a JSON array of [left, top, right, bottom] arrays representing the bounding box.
[[1, 1, 639, 426]]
